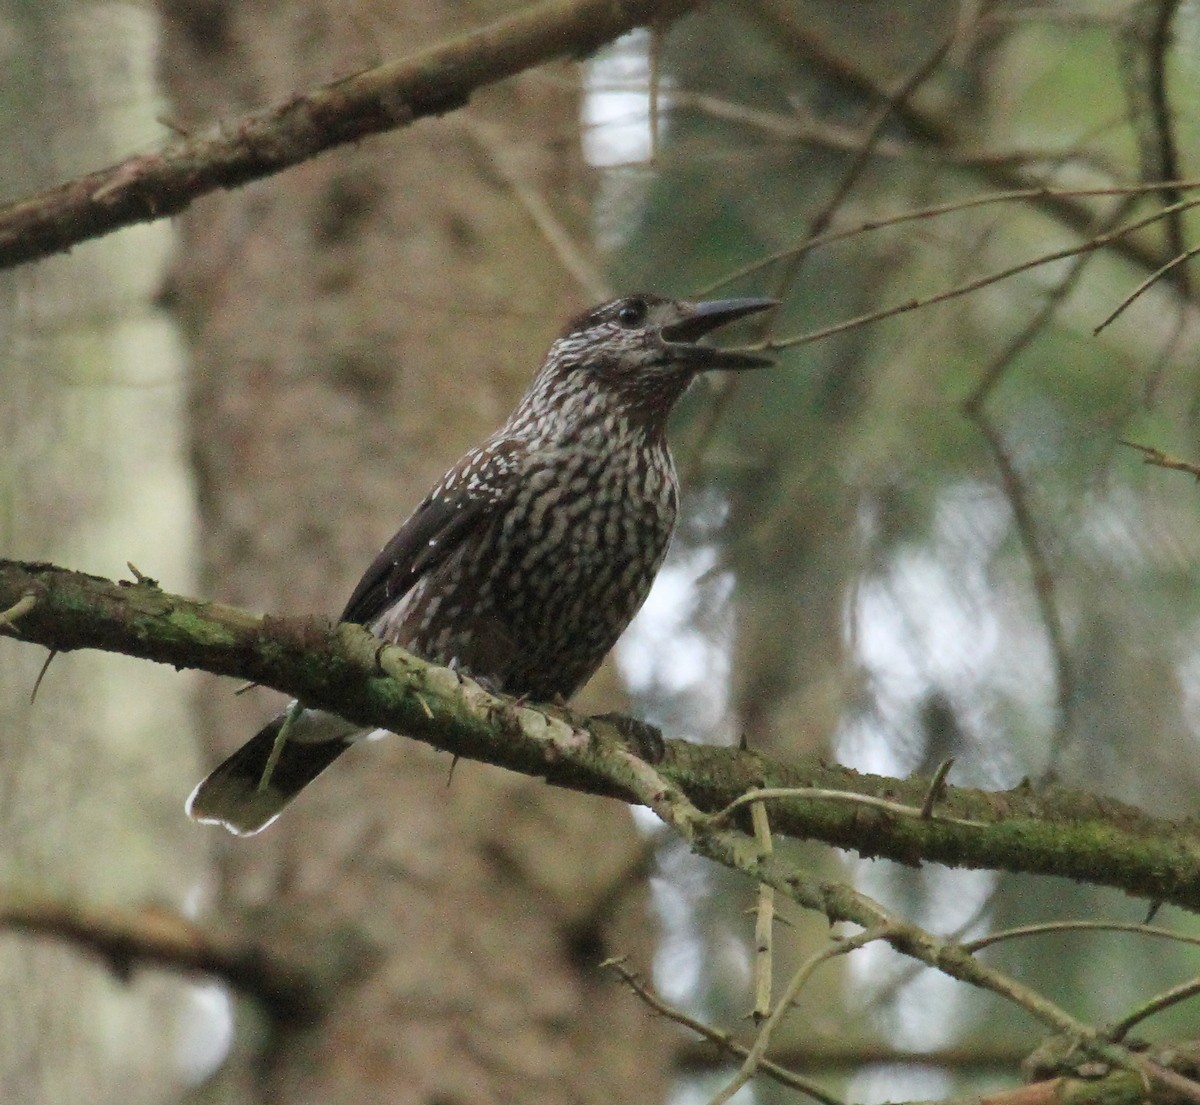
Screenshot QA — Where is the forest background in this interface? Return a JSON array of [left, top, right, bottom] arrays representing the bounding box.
[[3, 2, 1200, 1104]]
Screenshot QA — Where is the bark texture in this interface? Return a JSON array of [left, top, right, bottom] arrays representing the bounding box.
[[0, 3, 200, 1102], [157, 2, 669, 1101]]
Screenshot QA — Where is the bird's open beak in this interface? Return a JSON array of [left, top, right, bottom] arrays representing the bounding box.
[[660, 297, 777, 369]]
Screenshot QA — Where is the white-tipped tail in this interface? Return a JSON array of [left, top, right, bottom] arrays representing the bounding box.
[[187, 709, 366, 835]]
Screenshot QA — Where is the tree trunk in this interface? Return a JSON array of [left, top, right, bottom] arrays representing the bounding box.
[[0, 3, 200, 1102], [158, 2, 669, 1101]]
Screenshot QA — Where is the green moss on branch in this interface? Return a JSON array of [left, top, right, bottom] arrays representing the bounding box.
[[3, 557, 1200, 911]]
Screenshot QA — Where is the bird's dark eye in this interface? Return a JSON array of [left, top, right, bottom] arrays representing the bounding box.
[[616, 299, 647, 328]]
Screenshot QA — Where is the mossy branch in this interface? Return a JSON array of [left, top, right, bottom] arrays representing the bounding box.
[[10, 557, 1200, 1100], [2, 558, 1200, 912]]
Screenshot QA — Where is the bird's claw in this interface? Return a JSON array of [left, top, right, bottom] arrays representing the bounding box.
[[447, 655, 504, 696]]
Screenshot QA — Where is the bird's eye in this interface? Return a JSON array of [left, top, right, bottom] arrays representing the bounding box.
[[616, 299, 647, 328]]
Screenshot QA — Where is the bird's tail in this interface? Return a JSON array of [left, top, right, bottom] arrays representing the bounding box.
[[187, 708, 365, 835]]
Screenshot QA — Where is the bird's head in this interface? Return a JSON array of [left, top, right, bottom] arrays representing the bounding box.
[[516, 293, 776, 439]]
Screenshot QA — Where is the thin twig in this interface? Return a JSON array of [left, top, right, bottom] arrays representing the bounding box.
[[701, 182, 1200, 298], [684, 24, 959, 482], [461, 116, 611, 302], [768, 194, 1200, 355], [974, 414, 1076, 759], [966, 919, 1200, 954], [666, 90, 1121, 175], [751, 799, 774, 1024], [29, 648, 57, 703], [1121, 439, 1200, 480], [648, 19, 663, 163], [707, 928, 887, 1105], [259, 698, 305, 793], [713, 785, 983, 830], [964, 197, 1139, 409], [744, 0, 1191, 285], [960, 198, 1137, 768], [762, 25, 959, 332], [1095, 240, 1200, 335], [674, 1035, 1033, 1074], [605, 958, 844, 1105], [920, 758, 955, 819], [1111, 975, 1200, 1041]]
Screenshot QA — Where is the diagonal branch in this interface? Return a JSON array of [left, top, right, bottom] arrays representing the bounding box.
[[4, 558, 1200, 912], [0, 0, 697, 271], [0, 896, 320, 1020]]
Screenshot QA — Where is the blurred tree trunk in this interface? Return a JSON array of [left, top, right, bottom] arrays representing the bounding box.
[[158, 2, 669, 1102], [0, 3, 200, 1102]]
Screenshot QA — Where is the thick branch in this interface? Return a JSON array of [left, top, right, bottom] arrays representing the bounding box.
[[3, 559, 1200, 912], [0, 896, 319, 1020], [0, 0, 695, 270]]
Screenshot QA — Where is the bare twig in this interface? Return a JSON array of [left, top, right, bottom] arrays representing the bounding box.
[[920, 758, 955, 819], [701, 183, 1200, 299], [1122, 439, 1200, 480], [125, 562, 152, 584], [967, 919, 1200, 954], [1111, 976, 1200, 1041], [674, 1035, 1033, 1074], [750, 799, 774, 1024], [648, 19, 663, 163], [961, 197, 1138, 769], [666, 90, 1121, 175], [29, 648, 57, 703], [1095, 240, 1200, 334], [763, 24, 960, 328], [682, 23, 960, 480], [462, 116, 611, 301], [605, 958, 844, 1105], [768, 193, 1200, 355], [964, 198, 1140, 409], [707, 928, 887, 1105], [713, 785, 982, 829], [975, 413, 1074, 755]]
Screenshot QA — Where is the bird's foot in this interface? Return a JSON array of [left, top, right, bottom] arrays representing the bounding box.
[[589, 712, 666, 764], [446, 656, 504, 696]]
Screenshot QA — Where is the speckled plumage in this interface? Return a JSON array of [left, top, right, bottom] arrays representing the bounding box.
[[188, 293, 775, 834]]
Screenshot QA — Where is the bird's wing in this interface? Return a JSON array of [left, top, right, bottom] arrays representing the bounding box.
[[338, 436, 525, 627]]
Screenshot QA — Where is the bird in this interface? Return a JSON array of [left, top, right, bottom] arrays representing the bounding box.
[[187, 293, 776, 835]]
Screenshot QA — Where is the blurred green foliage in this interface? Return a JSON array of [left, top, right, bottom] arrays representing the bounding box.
[[597, 2, 1200, 1100]]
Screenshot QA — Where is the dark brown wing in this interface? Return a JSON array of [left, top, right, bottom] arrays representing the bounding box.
[[338, 436, 525, 627]]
